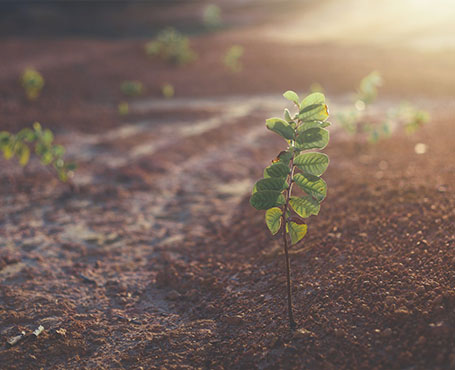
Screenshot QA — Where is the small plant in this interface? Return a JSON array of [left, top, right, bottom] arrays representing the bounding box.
[[21, 68, 44, 100], [223, 45, 244, 73], [118, 101, 129, 116], [0, 122, 76, 182], [250, 91, 330, 329], [203, 4, 222, 29], [356, 70, 382, 107], [121, 80, 144, 97], [145, 28, 197, 66], [395, 102, 430, 135], [161, 83, 175, 99], [336, 71, 430, 143]]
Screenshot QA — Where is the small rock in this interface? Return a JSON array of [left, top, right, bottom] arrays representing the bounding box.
[[292, 328, 315, 340]]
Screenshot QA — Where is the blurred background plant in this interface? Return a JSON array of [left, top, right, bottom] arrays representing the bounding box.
[[118, 102, 129, 116], [0, 122, 76, 182], [161, 83, 175, 99], [145, 27, 197, 66], [21, 68, 44, 100], [121, 80, 144, 97], [223, 45, 244, 73], [336, 71, 430, 144], [203, 4, 222, 30]]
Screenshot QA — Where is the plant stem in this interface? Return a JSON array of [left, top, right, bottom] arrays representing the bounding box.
[[282, 154, 296, 330]]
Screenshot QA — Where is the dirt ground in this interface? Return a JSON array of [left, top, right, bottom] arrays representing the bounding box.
[[1, 2, 455, 369]]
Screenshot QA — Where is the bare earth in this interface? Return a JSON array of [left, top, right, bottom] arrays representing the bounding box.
[[1, 3, 455, 369]]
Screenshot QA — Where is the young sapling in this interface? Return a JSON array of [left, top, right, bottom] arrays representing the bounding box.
[[250, 91, 330, 330]]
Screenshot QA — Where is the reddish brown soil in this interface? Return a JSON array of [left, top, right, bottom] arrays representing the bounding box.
[[1, 5, 455, 369]]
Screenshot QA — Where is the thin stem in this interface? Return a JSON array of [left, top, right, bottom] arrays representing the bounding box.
[[281, 154, 296, 330]]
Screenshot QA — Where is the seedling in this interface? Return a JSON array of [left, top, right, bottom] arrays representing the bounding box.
[[21, 68, 44, 100], [121, 80, 144, 97], [161, 83, 175, 99], [145, 28, 197, 66], [203, 4, 222, 29], [336, 71, 430, 143], [394, 102, 430, 135], [0, 122, 76, 182], [118, 102, 129, 116], [223, 45, 244, 73], [250, 91, 330, 329]]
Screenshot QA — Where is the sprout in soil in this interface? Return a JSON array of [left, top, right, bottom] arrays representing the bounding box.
[[121, 80, 144, 97], [145, 28, 197, 66], [203, 4, 222, 30], [21, 68, 44, 101], [223, 45, 244, 73], [161, 83, 175, 99], [250, 91, 330, 330], [336, 71, 430, 143]]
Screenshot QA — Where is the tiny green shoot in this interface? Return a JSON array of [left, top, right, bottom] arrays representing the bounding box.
[[161, 83, 175, 99], [118, 102, 129, 116], [21, 68, 44, 101], [336, 71, 430, 143], [223, 45, 244, 73], [203, 4, 222, 29], [250, 91, 330, 330], [145, 28, 197, 66], [121, 80, 144, 97]]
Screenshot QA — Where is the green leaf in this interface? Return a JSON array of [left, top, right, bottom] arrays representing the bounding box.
[[283, 90, 300, 106], [3, 141, 14, 159], [16, 128, 35, 142], [250, 191, 286, 210], [293, 173, 327, 201], [265, 207, 282, 235], [265, 118, 295, 140], [253, 178, 288, 193], [301, 92, 325, 107], [0, 131, 11, 148], [284, 108, 293, 123], [296, 127, 329, 150], [320, 121, 331, 128], [17, 144, 30, 166], [42, 129, 54, 145], [264, 162, 290, 178], [299, 103, 329, 122], [288, 221, 307, 245], [289, 196, 320, 218], [52, 144, 65, 157], [296, 120, 322, 133], [41, 151, 53, 165], [294, 152, 329, 176], [275, 150, 293, 165]]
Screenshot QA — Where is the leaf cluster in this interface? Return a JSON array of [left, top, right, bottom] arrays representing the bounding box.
[[21, 68, 44, 100], [145, 28, 197, 66], [0, 122, 76, 182], [250, 91, 330, 245], [336, 71, 430, 143]]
